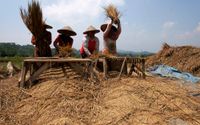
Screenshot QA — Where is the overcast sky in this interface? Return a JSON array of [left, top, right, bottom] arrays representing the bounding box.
[[0, 0, 200, 52]]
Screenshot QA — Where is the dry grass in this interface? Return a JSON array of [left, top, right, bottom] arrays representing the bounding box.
[[104, 4, 121, 23], [0, 71, 200, 125], [20, 0, 44, 39], [146, 43, 200, 77], [162, 42, 171, 50]]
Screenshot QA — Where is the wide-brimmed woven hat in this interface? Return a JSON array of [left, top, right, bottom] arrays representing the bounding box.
[[100, 24, 117, 32], [57, 26, 77, 36], [83, 25, 100, 34], [43, 24, 53, 29]]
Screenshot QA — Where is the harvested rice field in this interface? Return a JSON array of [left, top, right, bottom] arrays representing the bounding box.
[[0, 69, 200, 125]]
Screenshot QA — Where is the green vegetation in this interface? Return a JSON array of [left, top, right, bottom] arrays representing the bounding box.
[[0, 43, 30, 71], [0, 57, 24, 72], [0, 43, 34, 57]]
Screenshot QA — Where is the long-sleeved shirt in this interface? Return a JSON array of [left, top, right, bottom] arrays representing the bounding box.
[[80, 35, 99, 56]]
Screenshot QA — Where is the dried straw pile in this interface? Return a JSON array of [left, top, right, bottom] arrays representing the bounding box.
[[146, 43, 200, 77], [1, 70, 200, 125], [104, 4, 121, 23], [20, 0, 44, 39]]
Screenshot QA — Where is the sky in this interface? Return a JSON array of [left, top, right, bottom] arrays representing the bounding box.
[[0, 0, 200, 52]]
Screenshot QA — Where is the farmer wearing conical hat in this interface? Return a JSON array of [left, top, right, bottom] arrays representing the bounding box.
[[31, 23, 53, 57], [101, 4, 122, 55], [101, 19, 121, 55], [80, 25, 100, 58], [53, 26, 77, 55]]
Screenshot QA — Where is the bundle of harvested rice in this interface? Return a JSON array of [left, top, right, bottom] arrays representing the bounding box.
[[104, 4, 121, 23], [58, 46, 73, 57], [20, 0, 44, 39]]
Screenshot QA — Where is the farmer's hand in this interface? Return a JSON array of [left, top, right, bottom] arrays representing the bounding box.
[[109, 19, 114, 24], [115, 19, 120, 25]]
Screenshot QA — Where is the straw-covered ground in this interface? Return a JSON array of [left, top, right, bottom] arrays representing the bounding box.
[[0, 68, 200, 125]]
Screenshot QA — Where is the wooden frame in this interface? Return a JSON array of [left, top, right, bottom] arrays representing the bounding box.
[[19, 57, 93, 88], [19, 57, 146, 88], [96, 57, 145, 79]]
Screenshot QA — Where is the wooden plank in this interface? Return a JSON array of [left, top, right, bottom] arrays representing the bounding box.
[[19, 62, 28, 88], [103, 58, 108, 78], [88, 61, 96, 80], [105, 56, 142, 60], [24, 57, 60, 59], [61, 64, 67, 77], [28, 63, 50, 87], [142, 59, 146, 78], [118, 57, 127, 79], [97, 58, 108, 78], [30, 63, 34, 75], [24, 58, 92, 62]]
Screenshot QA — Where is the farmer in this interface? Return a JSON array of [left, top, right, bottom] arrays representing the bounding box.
[[100, 19, 121, 55], [80, 25, 100, 58], [53, 26, 77, 55], [31, 24, 52, 57]]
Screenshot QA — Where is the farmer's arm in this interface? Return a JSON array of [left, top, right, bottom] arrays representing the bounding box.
[[113, 19, 121, 40], [116, 19, 121, 36], [53, 36, 60, 52], [103, 20, 113, 38]]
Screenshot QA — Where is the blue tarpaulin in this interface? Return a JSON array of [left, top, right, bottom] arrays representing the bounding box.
[[149, 65, 200, 83]]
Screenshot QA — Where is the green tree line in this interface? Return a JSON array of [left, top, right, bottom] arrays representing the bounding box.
[[0, 43, 153, 57], [0, 43, 34, 57]]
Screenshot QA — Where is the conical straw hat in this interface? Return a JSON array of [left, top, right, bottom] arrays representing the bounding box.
[[57, 26, 77, 36], [83, 25, 100, 34]]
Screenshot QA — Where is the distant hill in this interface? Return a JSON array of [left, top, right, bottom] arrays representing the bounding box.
[[117, 49, 154, 57]]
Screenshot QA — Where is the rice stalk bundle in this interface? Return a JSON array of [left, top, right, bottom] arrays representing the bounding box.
[[59, 45, 73, 57], [59, 46, 72, 53], [162, 43, 171, 50], [104, 4, 121, 23], [20, 0, 44, 39]]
